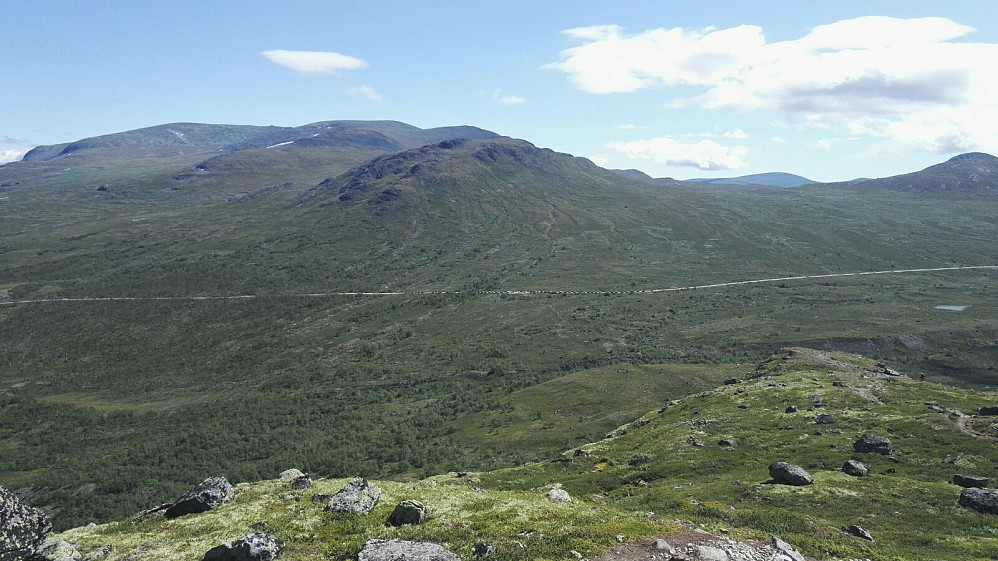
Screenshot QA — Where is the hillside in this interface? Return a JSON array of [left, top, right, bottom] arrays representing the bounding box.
[[31, 349, 998, 561], [685, 172, 816, 188], [826, 152, 998, 196], [1, 121, 997, 530]]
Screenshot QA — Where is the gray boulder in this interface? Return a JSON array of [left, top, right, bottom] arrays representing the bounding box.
[[387, 499, 426, 526], [853, 433, 891, 455], [278, 469, 305, 480], [843, 460, 871, 477], [165, 477, 234, 519], [203, 532, 285, 561], [472, 542, 496, 557], [696, 545, 728, 561], [954, 474, 989, 488], [0, 485, 52, 561], [771, 537, 805, 561], [357, 538, 460, 561], [843, 525, 874, 542], [325, 477, 380, 514], [29, 540, 81, 561], [959, 487, 998, 514], [289, 475, 312, 490], [815, 414, 837, 425], [769, 462, 813, 486], [547, 488, 571, 502], [81, 545, 113, 561]]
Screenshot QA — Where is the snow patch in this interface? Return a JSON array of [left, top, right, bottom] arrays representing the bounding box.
[[266, 141, 295, 149]]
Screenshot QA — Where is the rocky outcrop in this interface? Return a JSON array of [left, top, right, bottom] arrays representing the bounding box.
[[357, 538, 460, 561], [769, 462, 813, 486], [388, 500, 426, 526], [0, 485, 52, 561], [164, 477, 234, 519], [959, 487, 998, 514], [853, 433, 891, 455], [325, 478, 380, 514], [954, 474, 989, 488], [842, 460, 871, 477], [203, 532, 285, 561]]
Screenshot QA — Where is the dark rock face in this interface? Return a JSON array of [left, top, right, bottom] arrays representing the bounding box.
[[959, 487, 998, 514], [0, 485, 52, 561], [769, 462, 813, 486], [853, 433, 892, 455], [842, 460, 871, 477], [203, 532, 285, 561], [325, 478, 381, 514], [357, 538, 460, 561], [954, 474, 990, 488], [387, 500, 426, 526], [843, 525, 875, 541], [164, 477, 234, 519]]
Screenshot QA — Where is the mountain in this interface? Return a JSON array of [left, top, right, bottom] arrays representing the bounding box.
[[1, 121, 996, 534], [833, 152, 998, 196], [685, 171, 816, 188]]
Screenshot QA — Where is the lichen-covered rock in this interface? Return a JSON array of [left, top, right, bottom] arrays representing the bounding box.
[[357, 538, 460, 561], [289, 475, 312, 490], [843, 460, 871, 477], [769, 462, 813, 486], [853, 433, 892, 455], [959, 487, 998, 514], [164, 477, 234, 519], [81, 545, 112, 561], [30, 540, 81, 561], [325, 478, 380, 514], [547, 488, 571, 502], [387, 500, 426, 526], [0, 485, 52, 561], [278, 469, 305, 480], [203, 532, 285, 561], [954, 474, 990, 488]]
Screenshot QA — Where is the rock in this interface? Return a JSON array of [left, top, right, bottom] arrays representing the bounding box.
[[842, 460, 871, 477], [843, 525, 875, 541], [718, 438, 737, 447], [785, 406, 798, 413], [165, 477, 234, 519], [853, 433, 891, 455], [357, 538, 460, 561], [769, 462, 813, 486], [572, 449, 590, 458], [0, 485, 52, 561], [203, 532, 285, 561], [771, 537, 805, 561], [277, 469, 305, 480], [979, 406, 998, 416], [472, 542, 496, 557], [81, 545, 112, 561], [387, 500, 426, 526], [325, 477, 381, 514], [815, 413, 837, 424], [724, 378, 738, 385], [547, 488, 572, 502], [650, 539, 672, 552], [832, 381, 845, 387], [289, 475, 312, 490], [959, 487, 998, 514], [310, 494, 332, 503], [696, 544, 728, 560], [30, 541, 81, 561], [570, 550, 583, 560], [954, 474, 990, 488]]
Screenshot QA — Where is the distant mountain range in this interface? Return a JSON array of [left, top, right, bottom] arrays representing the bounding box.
[[685, 171, 816, 188]]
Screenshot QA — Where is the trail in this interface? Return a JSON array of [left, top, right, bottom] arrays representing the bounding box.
[[1, 265, 995, 306]]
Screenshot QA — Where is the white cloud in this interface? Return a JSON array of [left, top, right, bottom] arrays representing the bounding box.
[[549, 17, 998, 154], [499, 95, 526, 106], [606, 137, 747, 170], [0, 149, 27, 164], [346, 85, 384, 102], [615, 124, 648, 130], [724, 129, 748, 139], [262, 50, 368, 76], [588, 154, 611, 167]]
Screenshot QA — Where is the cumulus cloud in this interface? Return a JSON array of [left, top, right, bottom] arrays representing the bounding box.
[[500, 94, 526, 105], [724, 129, 748, 139], [262, 50, 368, 76], [549, 16, 998, 154], [0, 149, 27, 164], [606, 137, 747, 170], [346, 85, 384, 102]]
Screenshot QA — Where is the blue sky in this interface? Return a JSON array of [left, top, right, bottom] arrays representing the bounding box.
[[2, 1, 996, 181]]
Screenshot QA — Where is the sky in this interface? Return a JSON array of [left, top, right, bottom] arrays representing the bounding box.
[[2, 1, 997, 182]]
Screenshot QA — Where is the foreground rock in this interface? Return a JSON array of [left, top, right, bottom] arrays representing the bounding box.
[[959, 487, 998, 514], [357, 538, 460, 561], [165, 477, 234, 519], [842, 460, 871, 477], [0, 485, 53, 561], [853, 433, 891, 455], [325, 477, 381, 514], [388, 499, 427, 526], [203, 532, 285, 561], [769, 462, 813, 486], [954, 474, 989, 488], [29, 540, 81, 561], [547, 488, 572, 502]]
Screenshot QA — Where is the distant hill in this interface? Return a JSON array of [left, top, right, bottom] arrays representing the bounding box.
[[835, 152, 998, 196], [685, 171, 816, 188]]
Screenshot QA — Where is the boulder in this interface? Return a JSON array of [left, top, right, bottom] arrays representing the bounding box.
[[203, 532, 285, 561], [387, 500, 426, 526], [81, 545, 113, 561], [472, 542, 496, 557], [842, 460, 871, 477], [843, 525, 875, 542], [954, 474, 989, 488], [853, 433, 891, 455], [547, 488, 571, 502], [357, 538, 460, 561], [29, 540, 81, 561], [164, 477, 234, 519], [289, 476, 312, 490], [650, 539, 672, 553], [277, 469, 305, 480], [959, 487, 998, 514], [769, 462, 813, 486], [815, 414, 837, 425], [325, 478, 380, 514], [696, 545, 728, 561], [979, 406, 998, 416], [785, 406, 798, 413], [0, 485, 52, 561], [771, 537, 805, 561]]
